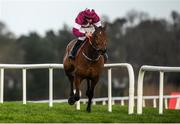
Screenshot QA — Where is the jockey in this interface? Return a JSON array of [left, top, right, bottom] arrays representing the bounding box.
[[69, 8, 108, 62]]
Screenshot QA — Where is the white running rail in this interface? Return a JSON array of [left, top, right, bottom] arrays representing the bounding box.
[[30, 95, 180, 110], [137, 65, 180, 114], [0, 63, 135, 114], [105, 63, 135, 114]]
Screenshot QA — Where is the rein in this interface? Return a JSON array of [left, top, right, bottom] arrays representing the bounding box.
[[88, 38, 100, 51], [82, 37, 102, 62], [82, 52, 101, 62]]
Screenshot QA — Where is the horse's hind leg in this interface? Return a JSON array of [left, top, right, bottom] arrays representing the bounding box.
[[86, 77, 98, 112]]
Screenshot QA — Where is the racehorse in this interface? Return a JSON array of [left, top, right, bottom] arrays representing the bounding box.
[[63, 24, 107, 112]]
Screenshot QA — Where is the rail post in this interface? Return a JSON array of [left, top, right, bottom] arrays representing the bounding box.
[[127, 64, 135, 114], [49, 68, 53, 107], [22, 69, 27, 104], [0, 68, 4, 103], [108, 68, 112, 112], [137, 69, 145, 114], [159, 71, 164, 114]]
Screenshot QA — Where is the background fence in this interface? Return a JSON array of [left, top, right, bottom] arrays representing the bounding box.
[[137, 65, 180, 114]]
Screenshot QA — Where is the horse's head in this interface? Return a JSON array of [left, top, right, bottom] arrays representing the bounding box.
[[89, 24, 107, 54]]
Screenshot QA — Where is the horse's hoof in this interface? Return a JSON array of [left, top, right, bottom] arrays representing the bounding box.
[[74, 94, 80, 101], [68, 96, 76, 105]]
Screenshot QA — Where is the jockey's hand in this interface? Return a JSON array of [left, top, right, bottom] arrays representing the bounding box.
[[85, 32, 92, 39]]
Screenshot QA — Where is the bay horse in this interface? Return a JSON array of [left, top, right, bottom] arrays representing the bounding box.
[[63, 25, 107, 112]]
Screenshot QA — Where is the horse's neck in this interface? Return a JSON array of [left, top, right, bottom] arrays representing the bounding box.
[[83, 40, 99, 60]]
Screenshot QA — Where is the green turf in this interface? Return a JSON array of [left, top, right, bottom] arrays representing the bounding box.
[[0, 102, 179, 123]]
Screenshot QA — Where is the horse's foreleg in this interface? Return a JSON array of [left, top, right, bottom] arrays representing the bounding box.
[[86, 79, 90, 97], [86, 77, 98, 112], [74, 76, 81, 101], [69, 74, 74, 96], [65, 71, 75, 105]]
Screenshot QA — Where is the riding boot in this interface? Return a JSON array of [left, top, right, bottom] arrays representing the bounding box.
[[69, 40, 83, 60]]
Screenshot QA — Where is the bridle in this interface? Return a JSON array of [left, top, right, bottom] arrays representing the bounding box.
[[82, 36, 106, 62]]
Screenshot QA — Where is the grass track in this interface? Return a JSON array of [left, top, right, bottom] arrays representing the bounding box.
[[0, 102, 180, 123]]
